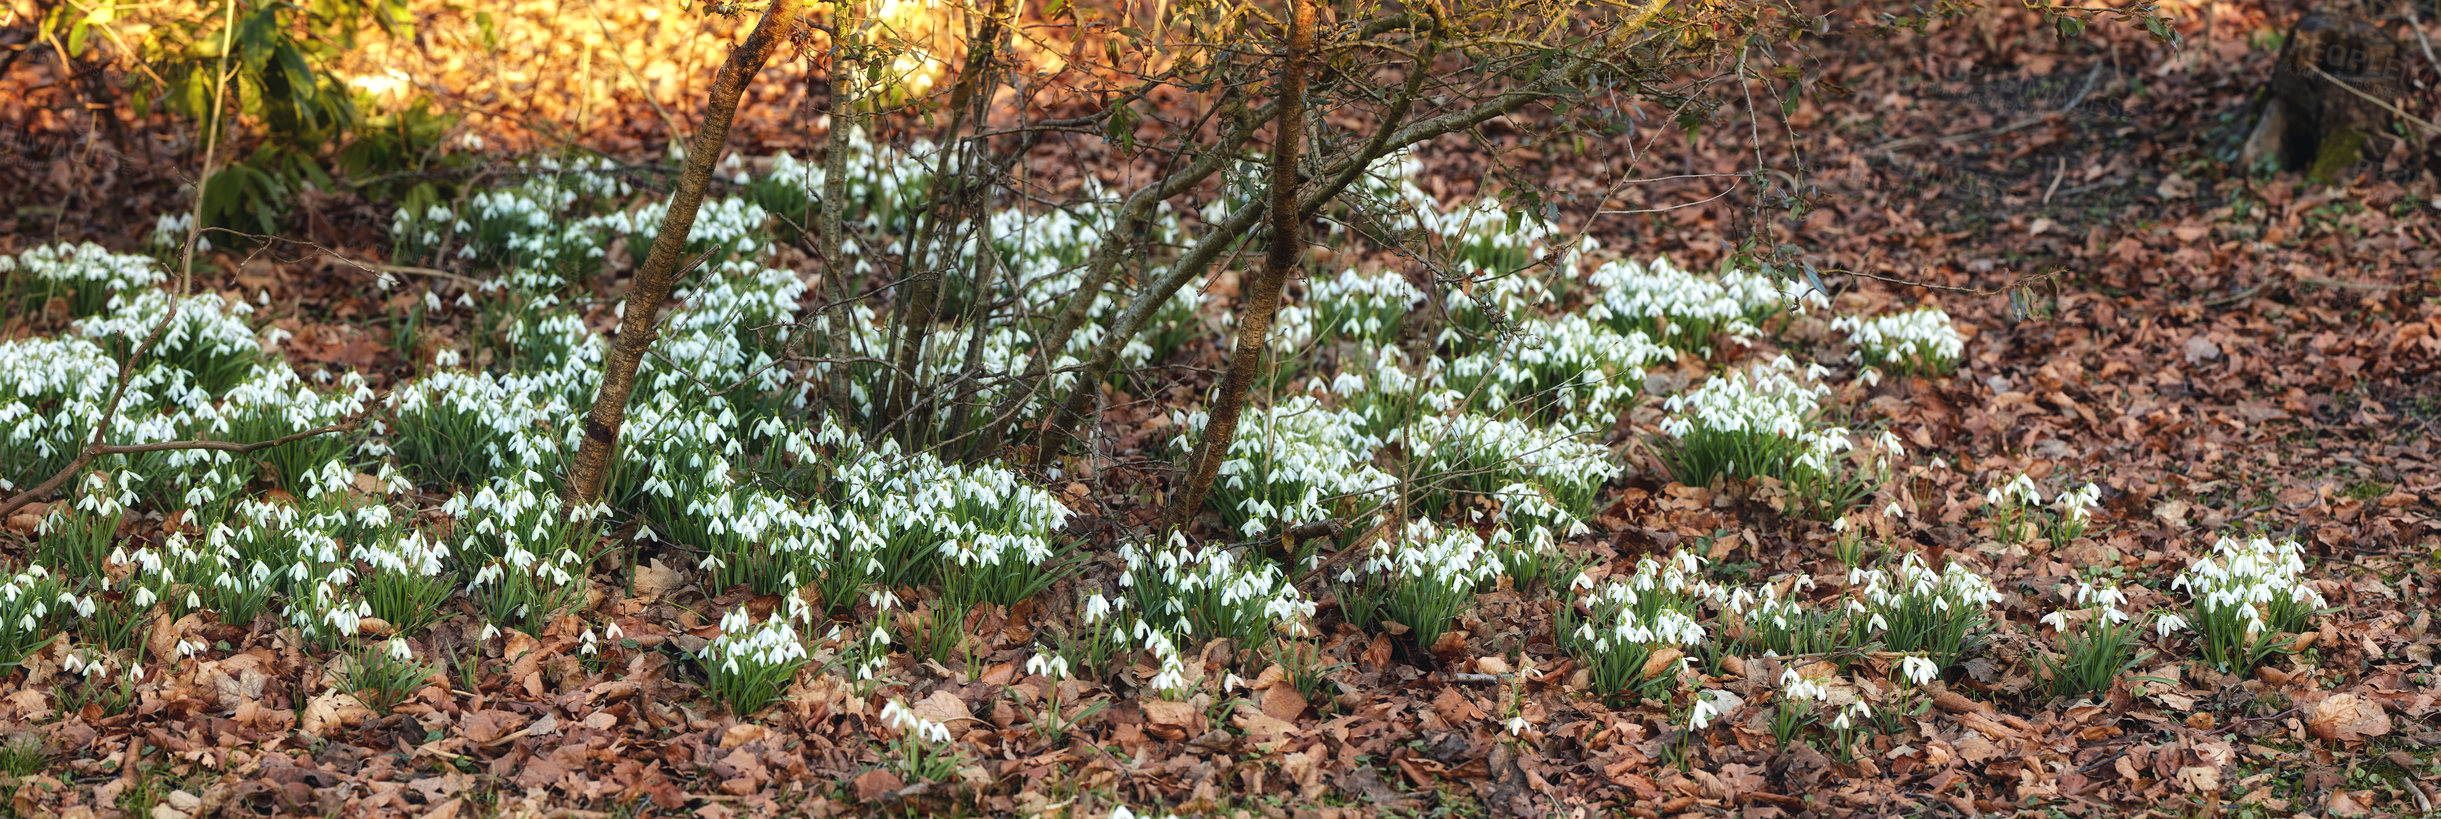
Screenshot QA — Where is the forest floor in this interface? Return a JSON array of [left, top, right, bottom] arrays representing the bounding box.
[[2, 0, 2438, 817]]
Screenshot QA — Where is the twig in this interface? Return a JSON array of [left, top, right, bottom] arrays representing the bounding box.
[[2293, 276, 2403, 291], [2304, 63, 2439, 141]]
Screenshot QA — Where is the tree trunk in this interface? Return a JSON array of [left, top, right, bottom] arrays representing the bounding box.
[[562, 0, 803, 512], [1163, 0, 1315, 533], [821, 12, 860, 423]]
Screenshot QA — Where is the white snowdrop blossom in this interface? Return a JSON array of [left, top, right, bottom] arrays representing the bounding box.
[[1832, 305, 1964, 377]]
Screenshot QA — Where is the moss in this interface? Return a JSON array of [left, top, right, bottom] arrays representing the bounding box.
[[2306, 129, 2367, 183]]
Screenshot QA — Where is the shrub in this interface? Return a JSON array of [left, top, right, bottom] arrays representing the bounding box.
[[1, 243, 167, 318], [1121, 533, 1317, 657], [1558, 567, 1707, 701], [1337, 519, 1503, 649], [342, 638, 436, 714], [2173, 536, 2323, 672], [1853, 554, 1999, 669], [1833, 305, 1963, 379], [701, 605, 811, 716]]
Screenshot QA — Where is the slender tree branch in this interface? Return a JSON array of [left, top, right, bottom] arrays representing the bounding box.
[[1163, 0, 1315, 532], [562, 0, 804, 513]]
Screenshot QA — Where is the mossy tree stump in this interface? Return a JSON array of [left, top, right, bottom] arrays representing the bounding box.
[[2239, 14, 2406, 179]]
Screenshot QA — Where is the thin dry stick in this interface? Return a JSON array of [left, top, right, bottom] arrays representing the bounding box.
[[561, 0, 804, 512], [2304, 63, 2440, 140], [1164, 0, 1315, 533]]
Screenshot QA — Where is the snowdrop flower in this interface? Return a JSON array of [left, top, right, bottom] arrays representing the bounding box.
[[1506, 716, 1529, 736], [2152, 612, 2188, 638], [1900, 655, 1939, 686], [1027, 652, 1071, 682], [1689, 697, 1719, 730], [2040, 611, 2071, 632], [387, 637, 414, 661]]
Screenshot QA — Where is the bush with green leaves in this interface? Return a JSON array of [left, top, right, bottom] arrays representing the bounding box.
[[1175, 397, 1394, 541], [2036, 581, 2151, 698], [1557, 552, 1710, 701], [1655, 357, 1888, 518], [1337, 519, 1503, 648], [1120, 533, 1317, 657], [701, 603, 812, 716], [1585, 256, 1823, 355], [342, 638, 435, 714], [2172, 536, 2323, 672], [1, 243, 167, 318], [1398, 413, 1620, 520], [1833, 305, 1963, 379], [1852, 554, 2000, 669]]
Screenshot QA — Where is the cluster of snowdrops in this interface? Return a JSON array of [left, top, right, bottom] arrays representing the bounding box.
[[0, 144, 2324, 784]]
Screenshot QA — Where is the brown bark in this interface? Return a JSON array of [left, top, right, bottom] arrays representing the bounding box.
[[562, 0, 803, 512], [820, 17, 859, 423], [1163, 0, 1316, 533]]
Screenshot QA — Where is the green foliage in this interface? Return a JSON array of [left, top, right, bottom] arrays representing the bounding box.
[[343, 639, 436, 714], [0, 733, 49, 777], [700, 607, 811, 716]]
